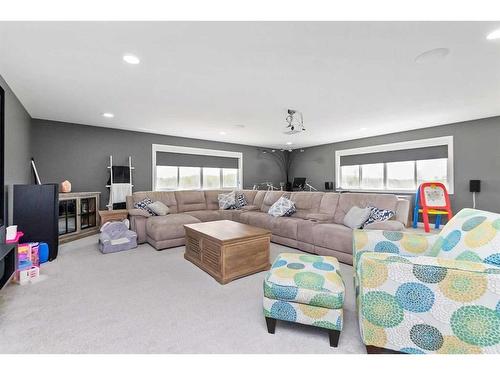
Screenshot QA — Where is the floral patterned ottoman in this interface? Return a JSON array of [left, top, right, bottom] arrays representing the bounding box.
[[263, 252, 345, 347]]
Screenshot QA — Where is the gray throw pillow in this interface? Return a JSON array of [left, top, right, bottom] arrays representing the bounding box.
[[218, 191, 236, 210], [268, 196, 296, 217], [147, 201, 169, 216], [343, 206, 372, 229]]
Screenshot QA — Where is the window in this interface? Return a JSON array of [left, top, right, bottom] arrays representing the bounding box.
[[360, 163, 384, 190], [340, 165, 360, 189], [335, 136, 453, 193], [156, 166, 178, 190], [417, 158, 448, 187], [387, 161, 415, 190], [203, 168, 221, 189], [152, 145, 242, 191], [338, 159, 449, 192], [179, 167, 201, 190], [222, 168, 238, 188]]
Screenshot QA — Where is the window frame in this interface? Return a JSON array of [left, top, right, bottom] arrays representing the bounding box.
[[335, 136, 454, 194], [152, 144, 243, 191]]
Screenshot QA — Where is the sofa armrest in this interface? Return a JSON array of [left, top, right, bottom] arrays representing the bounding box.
[[395, 198, 410, 227], [357, 252, 500, 353], [128, 208, 152, 217], [129, 215, 148, 244], [305, 213, 333, 223], [353, 229, 440, 269], [363, 220, 404, 231]]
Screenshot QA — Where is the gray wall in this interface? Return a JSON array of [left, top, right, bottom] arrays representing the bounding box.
[[0, 74, 32, 224], [290, 116, 500, 213], [31, 119, 285, 208]]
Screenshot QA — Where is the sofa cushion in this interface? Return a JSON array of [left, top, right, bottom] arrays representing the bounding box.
[[333, 193, 398, 225], [318, 193, 340, 220], [272, 217, 302, 240], [175, 191, 207, 212], [239, 211, 275, 230], [204, 190, 228, 210], [264, 252, 344, 309], [240, 190, 258, 205], [183, 210, 221, 222], [130, 191, 178, 213], [289, 192, 323, 219], [146, 213, 201, 241], [313, 223, 353, 254], [297, 219, 316, 244], [252, 191, 267, 209]]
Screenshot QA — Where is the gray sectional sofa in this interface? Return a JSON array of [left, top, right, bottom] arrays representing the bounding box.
[[126, 190, 410, 265]]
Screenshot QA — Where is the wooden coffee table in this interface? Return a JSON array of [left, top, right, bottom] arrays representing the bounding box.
[[184, 220, 271, 284]]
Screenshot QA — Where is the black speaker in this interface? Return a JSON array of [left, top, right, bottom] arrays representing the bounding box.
[[13, 184, 59, 261], [325, 181, 334, 190], [469, 180, 481, 193]]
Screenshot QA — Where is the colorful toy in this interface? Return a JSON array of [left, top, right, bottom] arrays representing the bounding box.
[[16, 266, 40, 285], [38, 242, 49, 264], [412, 182, 453, 232], [15, 242, 42, 285]]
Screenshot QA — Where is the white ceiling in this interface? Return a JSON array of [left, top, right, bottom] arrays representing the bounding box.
[[1, 21, 500, 149]]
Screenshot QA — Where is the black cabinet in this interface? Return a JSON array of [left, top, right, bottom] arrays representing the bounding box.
[[13, 184, 59, 261], [59, 192, 100, 243], [59, 199, 77, 235]]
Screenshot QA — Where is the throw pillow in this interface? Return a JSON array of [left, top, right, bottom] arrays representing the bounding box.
[[362, 206, 395, 228], [134, 198, 156, 216], [147, 201, 169, 216], [343, 206, 372, 229], [235, 192, 248, 209], [218, 191, 236, 210], [268, 196, 296, 217]]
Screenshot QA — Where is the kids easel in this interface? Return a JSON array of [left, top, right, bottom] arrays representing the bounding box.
[[412, 182, 452, 232]]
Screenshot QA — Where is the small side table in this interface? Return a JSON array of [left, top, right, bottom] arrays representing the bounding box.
[[98, 209, 129, 228]]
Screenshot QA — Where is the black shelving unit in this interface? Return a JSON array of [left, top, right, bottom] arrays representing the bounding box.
[[58, 199, 77, 235]]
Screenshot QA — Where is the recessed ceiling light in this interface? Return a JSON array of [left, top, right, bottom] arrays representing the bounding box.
[[123, 54, 140, 65], [286, 141, 293, 145], [360, 127, 368, 131], [102, 112, 114, 118], [486, 28, 500, 40], [219, 131, 226, 135], [414, 48, 450, 64]]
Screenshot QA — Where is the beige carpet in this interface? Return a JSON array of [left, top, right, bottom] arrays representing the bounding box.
[[0, 235, 365, 353]]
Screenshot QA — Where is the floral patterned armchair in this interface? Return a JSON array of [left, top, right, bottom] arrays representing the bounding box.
[[354, 208, 500, 354]]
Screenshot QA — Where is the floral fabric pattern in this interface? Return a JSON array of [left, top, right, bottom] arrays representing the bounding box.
[[354, 209, 500, 355], [263, 252, 344, 332]]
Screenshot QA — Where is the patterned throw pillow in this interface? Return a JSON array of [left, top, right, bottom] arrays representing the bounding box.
[[134, 198, 156, 215], [268, 196, 296, 217], [218, 191, 237, 210], [234, 192, 248, 209], [362, 206, 395, 228], [146, 201, 169, 216]]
